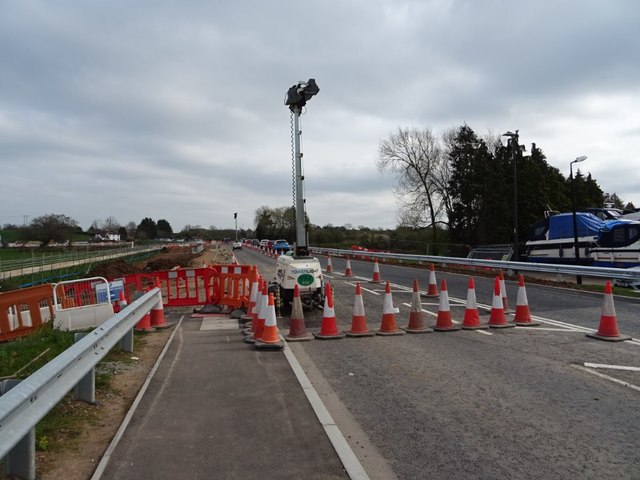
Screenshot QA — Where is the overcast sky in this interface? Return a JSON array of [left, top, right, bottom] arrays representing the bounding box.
[[1, 1, 638, 233]]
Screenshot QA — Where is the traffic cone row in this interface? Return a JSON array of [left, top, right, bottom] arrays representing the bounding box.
[[433, 280, 460, 331], [344, 257, 353, 277], [255, 293, 285, 350], [513, 275, 538, 326], [377, 282, 405, 335], [326, 256, 333, 273], [425, 263, 439, 297], [403, 280, 431, 333], [245, 267, 627, 346], [244, 280, 267, 344], [346, 283, 374, 337], [461, 277, 486, 330], [150, 278, 171, 329], [371, 259, 382, 283], [587, 281, 631, 342], [314, 284, 345, 339], [498, 271, 510, 312], [285, 285, 312, 341]]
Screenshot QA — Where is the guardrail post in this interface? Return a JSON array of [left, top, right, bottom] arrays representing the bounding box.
[[1, 379, 36, 480], [73, 333, 96, 404], [120, 327, 134, 353]]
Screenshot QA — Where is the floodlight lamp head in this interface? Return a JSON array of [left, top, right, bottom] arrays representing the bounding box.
[[285, 78, 319, 112]]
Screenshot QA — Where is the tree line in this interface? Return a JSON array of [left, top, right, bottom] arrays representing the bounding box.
[[377, 124, 635, 252]]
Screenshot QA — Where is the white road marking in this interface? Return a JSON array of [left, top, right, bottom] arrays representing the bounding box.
[[283, 345, 370, 479], [583, 363, 640, 372], [572, 365, 640, 393], [475, 329, 493, 336]]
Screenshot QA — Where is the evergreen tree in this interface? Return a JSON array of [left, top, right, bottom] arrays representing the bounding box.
[[137, 217, 157, 240], [156, 219, 173, 239], [447, 125, 507, 246]]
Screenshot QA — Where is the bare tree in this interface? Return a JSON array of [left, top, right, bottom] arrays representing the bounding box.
[[103, 216, 120, 232], [125, 221, 137, 238], [377, 127, 448, 248]]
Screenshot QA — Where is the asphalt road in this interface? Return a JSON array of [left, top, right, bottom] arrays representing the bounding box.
[[237, 247, 640, 480]]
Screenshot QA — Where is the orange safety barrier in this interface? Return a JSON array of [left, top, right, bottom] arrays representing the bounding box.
[[0, 284, 55, 342], [117, 265, 255, 309]]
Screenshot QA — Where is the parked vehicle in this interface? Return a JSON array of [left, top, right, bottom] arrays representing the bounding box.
[[272, 239, 290, 253], [525, 212, 640, 268]]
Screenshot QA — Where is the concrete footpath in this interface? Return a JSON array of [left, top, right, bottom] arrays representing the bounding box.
[[92, 311, 353, 480]]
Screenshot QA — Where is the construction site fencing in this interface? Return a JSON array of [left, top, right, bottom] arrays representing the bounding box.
[[118, 265, 255, 310], [0, 245, 163, 284]]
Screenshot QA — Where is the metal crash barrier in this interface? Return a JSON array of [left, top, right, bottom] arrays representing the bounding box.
[[0, 288, 161, 479], [0, 285, 54, 343], [119, 265, 255, 309]]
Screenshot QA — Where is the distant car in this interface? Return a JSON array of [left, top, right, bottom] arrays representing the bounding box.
[[252, 239, 260, 246], [273, 239, 290, 253], [259, 239, 270, 248], [232, 241, 242, 250]]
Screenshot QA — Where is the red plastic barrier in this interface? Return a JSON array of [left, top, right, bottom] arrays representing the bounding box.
[[118, 265, 255, 309]]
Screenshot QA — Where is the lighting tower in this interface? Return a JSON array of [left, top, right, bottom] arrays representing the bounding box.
[[285, 79, 319, 257]]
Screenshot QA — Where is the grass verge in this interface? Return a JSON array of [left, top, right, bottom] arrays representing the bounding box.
[[1, 326, 149, 475]]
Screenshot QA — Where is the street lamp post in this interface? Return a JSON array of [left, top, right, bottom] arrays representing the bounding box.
[[502, 130, 520, 261], [570, 156, 587, 281]]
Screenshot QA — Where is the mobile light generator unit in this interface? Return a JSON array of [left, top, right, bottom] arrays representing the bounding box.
[[274, 79, 324, 311]]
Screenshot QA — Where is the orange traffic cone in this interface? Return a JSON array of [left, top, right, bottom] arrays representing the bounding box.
[[376, 282, 405, 336], [513, 275, 539, 326], [150, 297, 172, 329], [587, 281, 631, 341], [286, 285, 312, 341], [433, 279, 460, 331], [371, 259, 382, 283], [149, 279, 171, 329], [255, 293, 285, 350], [461, 277, 487, 330], [344, 257, 353, 277], [245, 282, 268, 343], [498, 271, 511, 312], [488, 277, 515, 328], [118, 291, 128, 311], [403, 279, 431, 333], [425, 263, 439, 297], [326, 256, 333, 273], [244, 277, 262, 336], [241, 267, 259, 323], [346, 283, 374, 337], [113, 291, 127, 313], [313, 284, 345, 339], [135, 310, 155, 332]]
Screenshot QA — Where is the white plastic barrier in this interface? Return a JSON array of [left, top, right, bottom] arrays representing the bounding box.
[[52, 277, 115, 331]]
